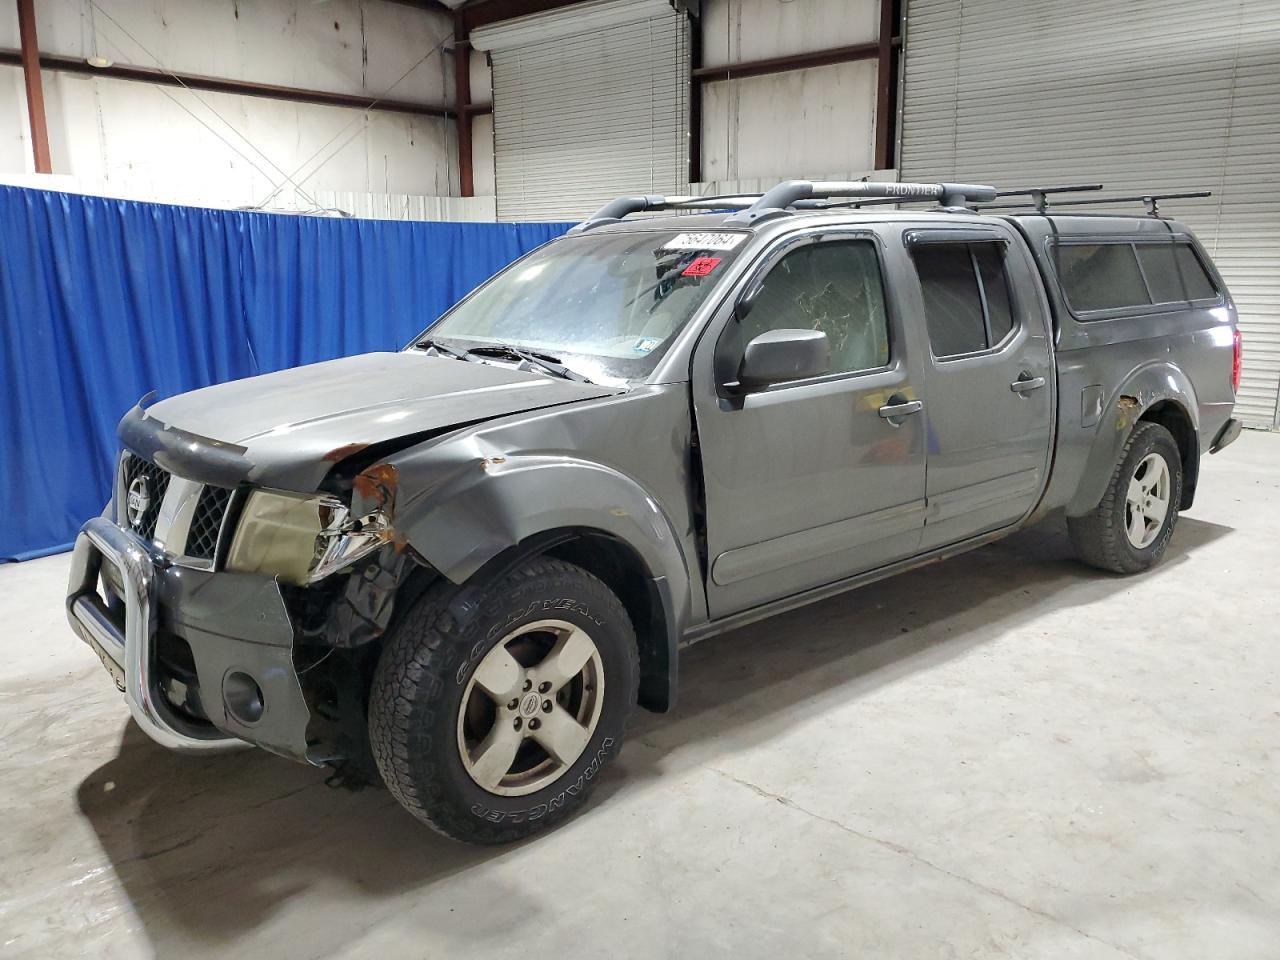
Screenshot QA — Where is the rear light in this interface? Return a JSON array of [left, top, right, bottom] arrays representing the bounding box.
[[1232, 328, 1242, 394]]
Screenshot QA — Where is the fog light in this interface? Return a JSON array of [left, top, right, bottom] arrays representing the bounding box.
[[223, 671, 264, 724]]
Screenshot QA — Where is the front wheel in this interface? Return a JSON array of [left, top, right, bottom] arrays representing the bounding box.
[[369, 557, 638, 844], [1068, 421, 1183, 574]]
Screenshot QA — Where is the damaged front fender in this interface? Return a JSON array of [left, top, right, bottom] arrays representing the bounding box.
[[391, 446, 692, 598]]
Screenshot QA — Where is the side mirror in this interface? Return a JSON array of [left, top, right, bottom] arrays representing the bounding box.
[[737, 329, 830, 390]]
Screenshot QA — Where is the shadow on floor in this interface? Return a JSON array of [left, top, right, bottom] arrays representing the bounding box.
[[74, 514, 1234, 949]]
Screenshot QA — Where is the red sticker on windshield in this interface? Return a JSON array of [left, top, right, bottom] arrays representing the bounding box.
[[682, 256, 722, 277]]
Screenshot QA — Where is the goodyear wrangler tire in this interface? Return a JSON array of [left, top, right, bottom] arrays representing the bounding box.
[[369, 557, 638, 844], [1067, 421, 1183, 575]]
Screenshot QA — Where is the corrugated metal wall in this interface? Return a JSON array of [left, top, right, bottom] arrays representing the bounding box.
[[900, 0, 1280, 427], [481, 1, 689, 221]]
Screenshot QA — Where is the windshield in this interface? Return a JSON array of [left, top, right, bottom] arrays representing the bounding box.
[[417, 229, 750, 381]]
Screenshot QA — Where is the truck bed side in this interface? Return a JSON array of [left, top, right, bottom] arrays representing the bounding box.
[[1006, 214, 1238, 517]]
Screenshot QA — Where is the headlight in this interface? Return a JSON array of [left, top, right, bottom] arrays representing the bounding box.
[[226, 489, 391, 585]]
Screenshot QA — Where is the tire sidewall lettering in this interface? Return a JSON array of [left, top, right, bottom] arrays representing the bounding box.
[[454, 597, 605, 686], [467, 737, 616, 824]]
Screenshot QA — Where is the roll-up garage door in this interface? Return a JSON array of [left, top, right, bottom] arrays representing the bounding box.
[[899, 0, 1280, 427], [472, 0, 690, 223]]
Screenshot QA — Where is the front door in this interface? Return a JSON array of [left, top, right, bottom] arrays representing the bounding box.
[[904, 228, 1055, 550], [693, 232, 928, 619]]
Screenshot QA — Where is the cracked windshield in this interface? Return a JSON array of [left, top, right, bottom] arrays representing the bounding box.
[[420, 230, 750, 381]]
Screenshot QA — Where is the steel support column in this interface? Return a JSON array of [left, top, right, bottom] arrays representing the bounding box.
[[453, 12, 475, 197], [688, 10, 702, 184], [873, 0, 898, 170], [16, 0, 52, 173]]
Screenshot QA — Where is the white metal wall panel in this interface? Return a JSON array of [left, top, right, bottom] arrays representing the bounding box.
[[488, 4, 689, 221], [900, 0, 1280, 426], [700, 60, 879, 182]]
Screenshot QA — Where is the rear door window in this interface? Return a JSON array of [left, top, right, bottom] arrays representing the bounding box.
[[912, 241, 1017, 358], [974, 244, 1014, 343]]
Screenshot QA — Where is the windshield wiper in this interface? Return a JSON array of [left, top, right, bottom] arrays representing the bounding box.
[[465, 344, 592, 383], [414, 337, 472, 362]]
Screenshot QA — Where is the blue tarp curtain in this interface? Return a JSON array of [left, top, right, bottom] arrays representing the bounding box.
[[0, 185, 570, 560]]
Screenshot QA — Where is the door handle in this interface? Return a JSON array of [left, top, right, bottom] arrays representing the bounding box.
[[1010, 373, 1046, 394], [878, 398, 923, 421]]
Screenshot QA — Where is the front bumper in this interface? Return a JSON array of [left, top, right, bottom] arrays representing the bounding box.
[[66, 517, 315, 760]]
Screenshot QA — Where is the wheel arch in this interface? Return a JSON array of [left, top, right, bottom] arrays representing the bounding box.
[[362, 451, 698, 714], [1137, 399, 1198, 509], [1067, 362, 1201, 516], [439, 526, 680, 714]]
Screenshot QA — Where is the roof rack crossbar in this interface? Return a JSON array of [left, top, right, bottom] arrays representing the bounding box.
[[805, 185, 1103, 212], [992, 183, 1103, 213], [979, 190, 1211, 217], [570, 193, 764, 233], [725, 179, 998, 225]]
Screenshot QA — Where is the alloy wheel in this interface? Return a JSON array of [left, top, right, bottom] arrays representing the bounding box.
[[456, 619, 605, 796], [1124, 452, 1171, 549]]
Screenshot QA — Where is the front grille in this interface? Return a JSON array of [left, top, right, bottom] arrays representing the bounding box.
[[120, 452, 170, 540], [186, 485, 233, 561]]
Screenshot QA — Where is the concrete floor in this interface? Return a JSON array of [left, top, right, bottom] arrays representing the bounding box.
[[1, 431, 1277, 960]]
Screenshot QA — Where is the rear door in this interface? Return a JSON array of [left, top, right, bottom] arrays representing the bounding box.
[[692, 229, 929, 618], [904, 228, 1055, 550]]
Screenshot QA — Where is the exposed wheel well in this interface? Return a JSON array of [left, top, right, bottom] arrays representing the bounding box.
[[543, 532, 674, 713], [432, 528, 676, 714], [1139, 400, 1198, 509]]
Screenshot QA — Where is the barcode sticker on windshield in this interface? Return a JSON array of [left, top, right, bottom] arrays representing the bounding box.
[[662, 232, 747, 251]]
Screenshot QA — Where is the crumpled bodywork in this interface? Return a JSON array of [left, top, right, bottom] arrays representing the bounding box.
[[123, 351, 622, 492], [358, 384, 703, 711]]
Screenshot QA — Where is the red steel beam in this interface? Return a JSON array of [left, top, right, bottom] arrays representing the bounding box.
[[453, 11, 474, 197], [873, 0, 896, 170], [15, 0, 52, 173], [692, 37, 900, 84], [0, 48, 452, 118]]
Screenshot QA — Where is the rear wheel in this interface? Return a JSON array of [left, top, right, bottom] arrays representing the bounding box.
[[369, 557, 638, 844], [1068, 421, 1183, 574]]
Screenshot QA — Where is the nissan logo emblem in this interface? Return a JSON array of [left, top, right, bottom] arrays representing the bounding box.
[[126, 475, 152, 528]]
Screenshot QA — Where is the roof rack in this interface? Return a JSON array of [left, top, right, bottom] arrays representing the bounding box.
[[570, 180, 1208, 232], [806, 183, 1104, 213], [724, 179, 997, 225], [992, 183, 1103, 213], [567, 194, 762, 233], [980, 190, 1211, 217], [571, 179, 998, 232]]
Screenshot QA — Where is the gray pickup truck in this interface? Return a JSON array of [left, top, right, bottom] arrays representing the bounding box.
[[66, 179, 1242, 844]]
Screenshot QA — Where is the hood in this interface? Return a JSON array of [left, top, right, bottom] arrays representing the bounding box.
[[124, 351, 620, 490]]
